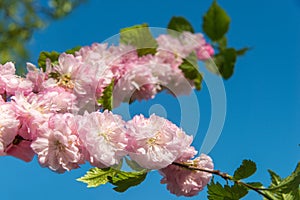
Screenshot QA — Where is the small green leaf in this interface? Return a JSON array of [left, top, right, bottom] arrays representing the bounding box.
[[261, 162, 300, 200], [247, 182, 263, 188], [213, 48, 237, 79], [236, 47, 250, 56], [207, 179, 230, 200], [77, 167, 116, 188], [98, 80, 114, 111], [233, 160, 257, 180], [77, 167, 147, 192], [267, 162, 300, 193], [109, 170, 147, 192], [65, 46, 81, 55], [207, 179, 248, 200], [203, 0, 231, 41], [268, 169, 282, 187], [179, 53, 203, 90], [227, 183, 248, 199], [120, 24, 157, 56], [38, 51, 60, 71], [167, 16, 194, 36]]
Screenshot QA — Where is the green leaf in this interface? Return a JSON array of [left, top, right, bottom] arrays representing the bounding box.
[[108, 170, 147, 192], [120, 24, 157, 56], [77, 167, 116, 188], [203, 0, 231, 41], [207, 179, 229, 200], [236, 47, 250, 56], [38, 51, 60, 71], [267, 162, 300, 193], [77, 167, 147, 192], [98, 80, 114, 111], [179, 53, 203, 90], [246, 182, 263, 188], [213, 48, 237, 79], [207, 179, 248, 200], [65, 46, 81, 55], [268, 170, 282, 187], [233, 160, 257, 180], [227, 183, 248, 199], [167, 16, 194, 36]]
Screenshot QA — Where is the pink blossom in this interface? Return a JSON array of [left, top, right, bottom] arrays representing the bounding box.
[[26, 63, 48, 93], [113, 61, 159, 106], [11, 93, 53, 140], [35, 87, 79, 113], [156, 34, 189, 58], [77, 110, 128, 167], [126, 114, 194, 169], [0, 103, 20, 156], [31, 113, 84, 173], [5, 139, 35, 162], [0, 62, 33, 96], [159, 154, 214, 197], [196, 43, 215, 60], [77, 44, 115, 105]]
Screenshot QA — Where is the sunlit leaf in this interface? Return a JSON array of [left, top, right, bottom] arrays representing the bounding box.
[[77, 167, 147, 192], [38, 51, 60, 71], [179, 53, 203, 90], [77, 167, 115, 188], [207, 179, 248, 200], [98, 80, 114, 111], [203, 0, 231, 41], [108, 170, 147, 192], [167, 16, 194, 36], [120, 24, 157, 56], [233, 160, 257, 180]]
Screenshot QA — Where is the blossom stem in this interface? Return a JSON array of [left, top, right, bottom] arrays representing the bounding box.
[[172, 162, 274, 200]]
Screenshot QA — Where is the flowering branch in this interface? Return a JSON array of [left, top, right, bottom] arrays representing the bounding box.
[[172, 162, 273, 199], [172, 161, 300, 200]]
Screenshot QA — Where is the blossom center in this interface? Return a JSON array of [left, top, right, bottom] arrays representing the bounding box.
[[98, 129, 112, 142], [147, 132, 161, 146], [58, 73, 75, 89], [54, 140, 66, 152]]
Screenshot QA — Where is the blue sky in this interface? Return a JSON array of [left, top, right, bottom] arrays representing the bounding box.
[[0, 0, 299, 199]]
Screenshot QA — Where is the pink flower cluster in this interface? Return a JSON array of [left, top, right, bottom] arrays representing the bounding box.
[[0, 31, 214, 196]]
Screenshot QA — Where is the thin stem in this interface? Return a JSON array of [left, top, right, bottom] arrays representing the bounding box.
[[172, 162, 274, 200]]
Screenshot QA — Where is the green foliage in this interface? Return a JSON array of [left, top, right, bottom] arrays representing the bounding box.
[[246, 182, 263, 188], [207, 179, 248, 200], [37, 46, 80, 71], [98, 80, 114, 111], [179, 53, 203, 90], [0, 0, 85, 70], [167, 16, 194, 36], [207, 160, 300, 200], [120, 24, 158, 56], [233, 160, 257, 180], [77, 167, 116, 188], [38, 51, 60, 71], [261, 162, 300, 200], [65, 46, 81, 55], [77, 167, 147, 192], [203, 0, 230, 42], [202, 0, 249, 79], [108, 169, 147, 192]]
